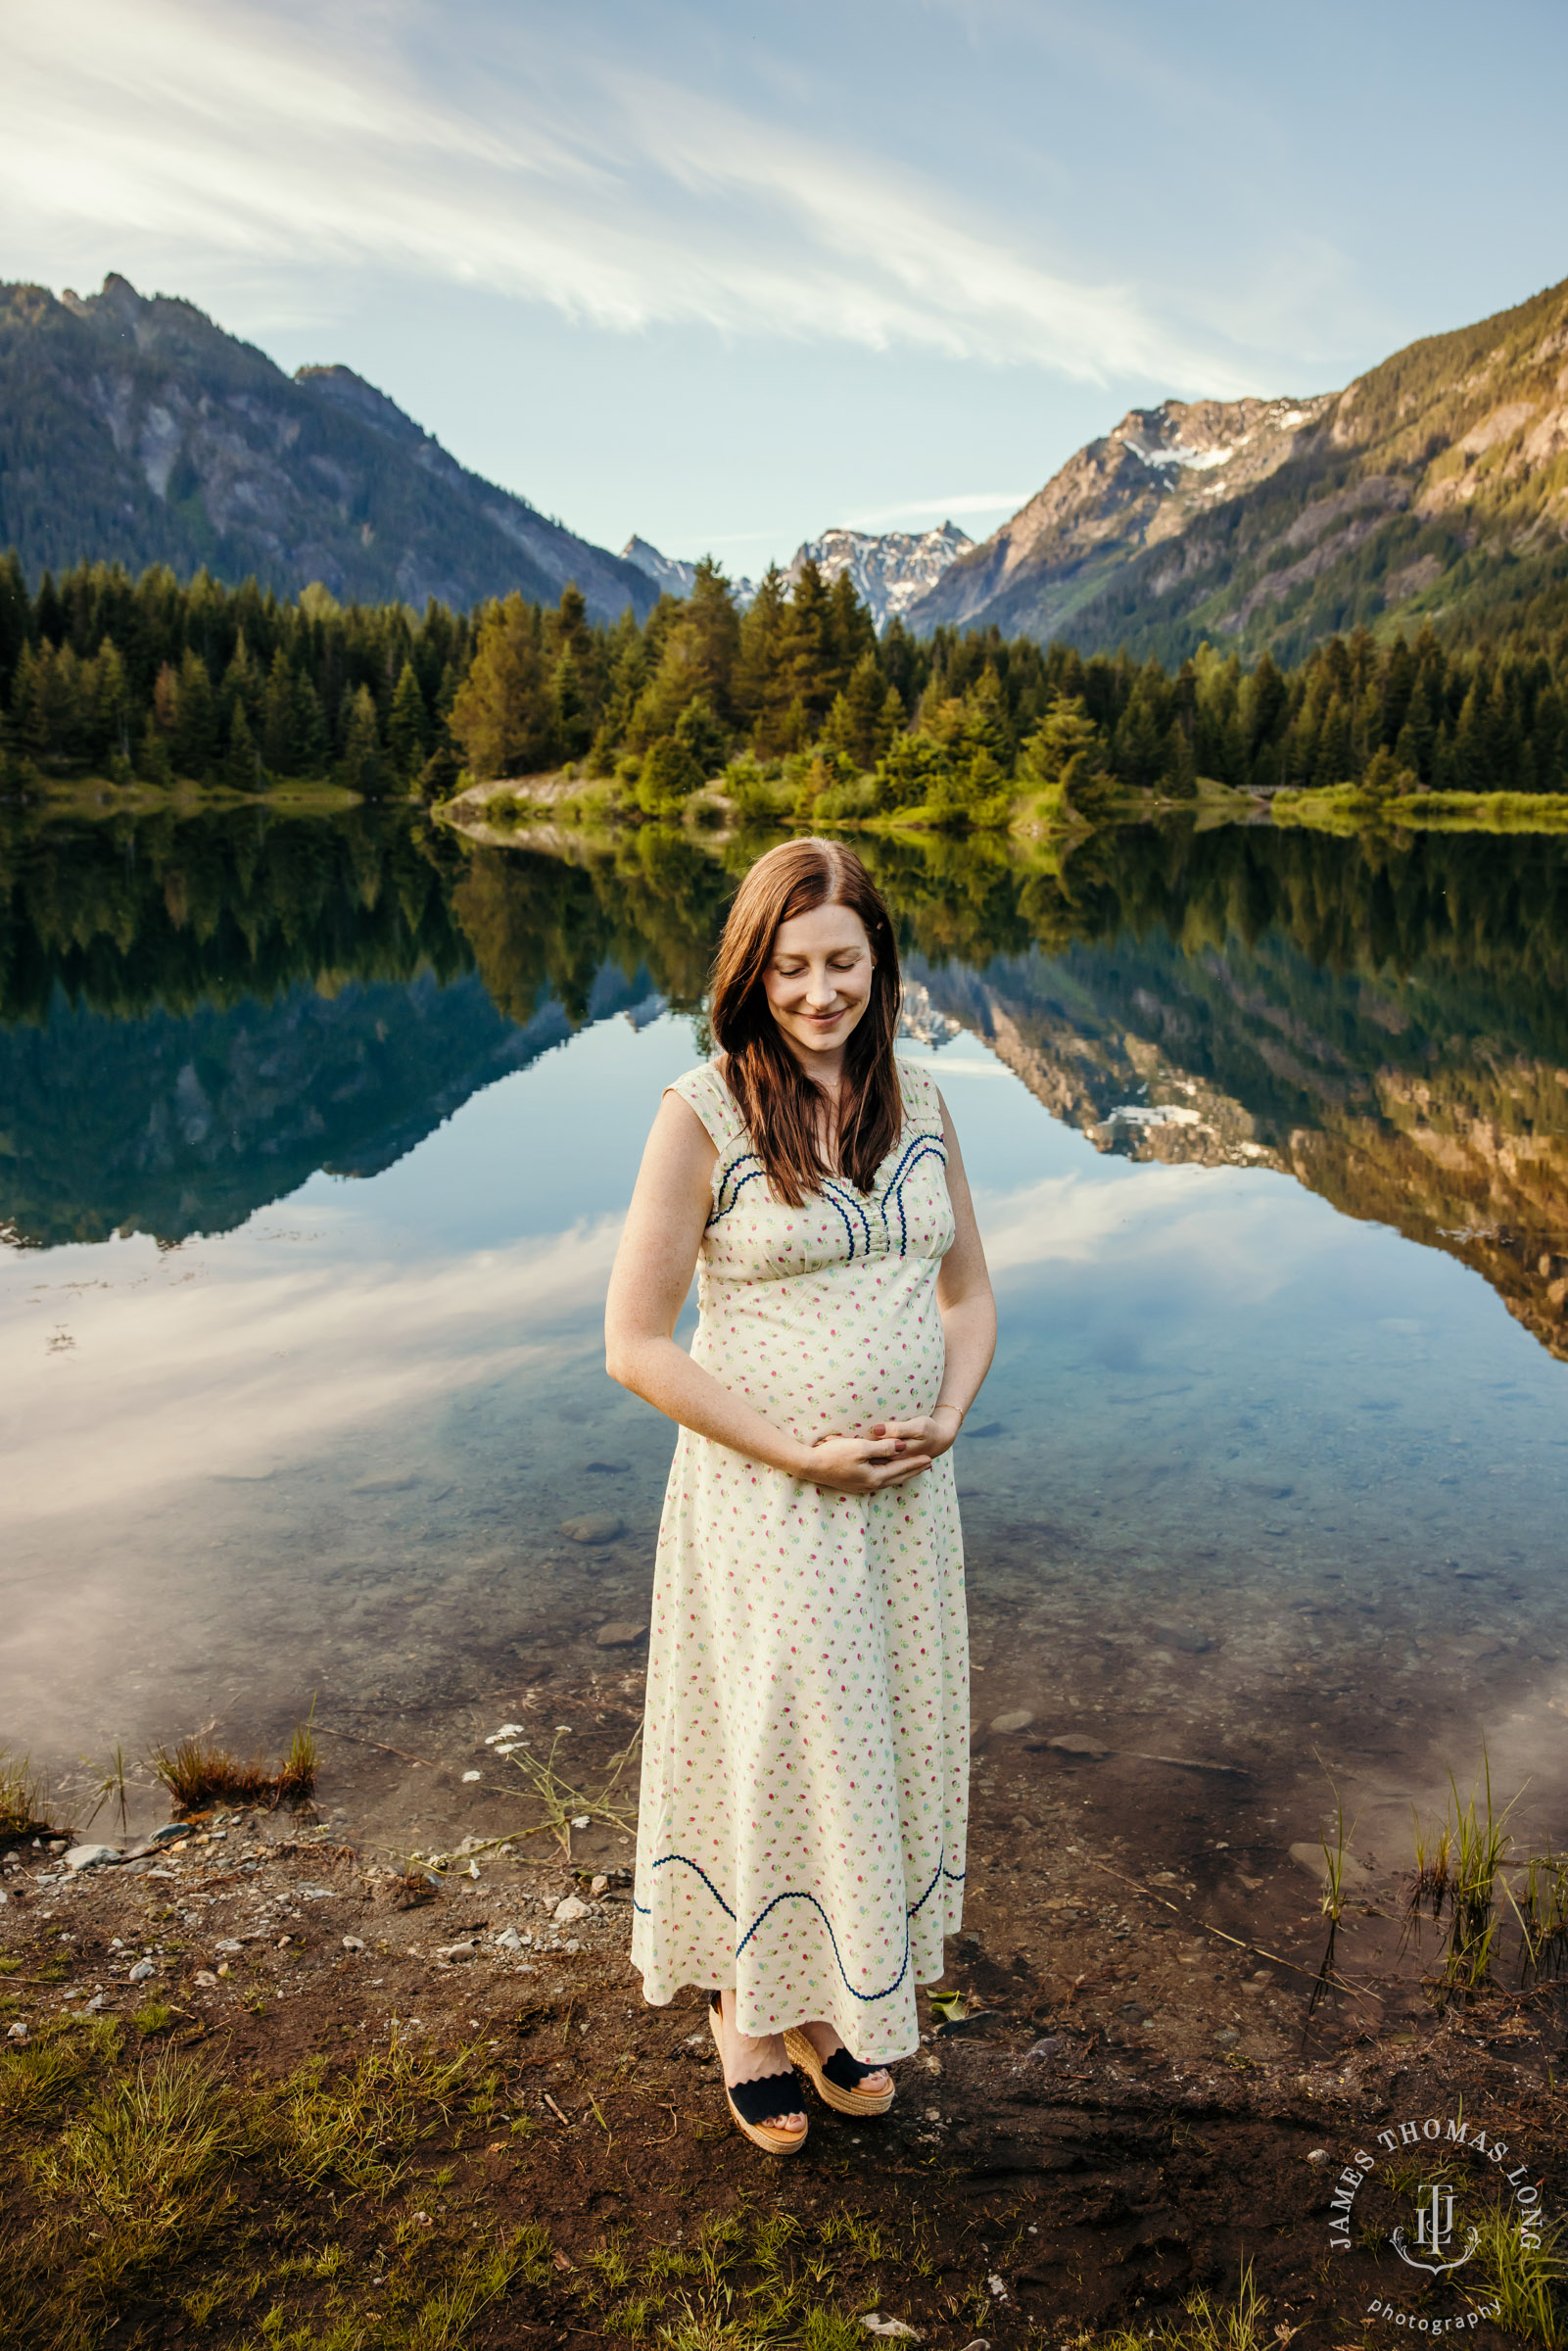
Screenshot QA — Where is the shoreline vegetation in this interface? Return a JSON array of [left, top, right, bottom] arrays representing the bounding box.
[[3, 552, 1567, 841]]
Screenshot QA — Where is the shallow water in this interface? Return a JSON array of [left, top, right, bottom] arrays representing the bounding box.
[[2, 806, 1565, 1895]]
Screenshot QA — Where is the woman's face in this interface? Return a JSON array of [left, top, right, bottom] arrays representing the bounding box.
[[762, 898, 876, 1067]]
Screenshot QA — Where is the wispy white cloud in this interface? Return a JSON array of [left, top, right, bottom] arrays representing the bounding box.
[[0, 1205, 623, 1530], [0, 0, 1255, 390]]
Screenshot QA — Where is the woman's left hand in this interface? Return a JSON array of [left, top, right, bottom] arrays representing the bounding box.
[[869, 1407, 963, 1462]]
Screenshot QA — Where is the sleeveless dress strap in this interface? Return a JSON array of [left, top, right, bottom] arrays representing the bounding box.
[[665, 1063, 747, 1155], [895, 1056, 945, 1132]]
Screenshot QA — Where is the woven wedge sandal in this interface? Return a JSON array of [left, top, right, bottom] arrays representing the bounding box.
[[708, 1992, 808, 2154], [782, 2027, 896, 2118]]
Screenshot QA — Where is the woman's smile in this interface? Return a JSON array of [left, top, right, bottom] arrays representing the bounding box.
[[764, 901, 877, 1064]]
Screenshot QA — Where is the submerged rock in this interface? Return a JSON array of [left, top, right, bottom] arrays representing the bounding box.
[[1289, 1841, 1371, 1888], [560, 1512, 624, 1545], [595, 1620, 647, 1648]]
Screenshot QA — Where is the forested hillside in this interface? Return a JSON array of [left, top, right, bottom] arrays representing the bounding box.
[[911, 274, 1568, 667], [0, 275, 655, 623], [2, 546, 1566, 825]]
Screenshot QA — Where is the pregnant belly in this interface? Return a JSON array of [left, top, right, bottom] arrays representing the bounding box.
[[691, 1271, 945, 1441]]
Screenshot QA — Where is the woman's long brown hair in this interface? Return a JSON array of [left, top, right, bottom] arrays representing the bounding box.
[[709, 839, 903, 1205]]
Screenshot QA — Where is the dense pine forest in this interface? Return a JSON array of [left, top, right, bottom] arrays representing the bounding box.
[[3, 550, 1567, 824]]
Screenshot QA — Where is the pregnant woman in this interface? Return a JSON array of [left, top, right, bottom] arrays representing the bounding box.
[[604, 838, 996, 2153]]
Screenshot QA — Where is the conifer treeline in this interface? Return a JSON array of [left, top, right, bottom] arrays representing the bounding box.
[[3, 551, 1566, 814], [0, 553, 474, 794]]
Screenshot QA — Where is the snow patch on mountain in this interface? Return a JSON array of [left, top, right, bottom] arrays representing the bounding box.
[[787, 522, 973, 631]]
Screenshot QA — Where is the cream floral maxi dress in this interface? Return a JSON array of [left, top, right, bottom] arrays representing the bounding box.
[[630, 1056, 969, 2066]]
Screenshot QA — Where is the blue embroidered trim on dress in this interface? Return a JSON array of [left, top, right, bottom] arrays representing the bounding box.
[[706, 1130, 948, 1259], [711, 1154, 767, 1223], [632, 1843, 967, 2005], [877, 1134, 948, 1255]]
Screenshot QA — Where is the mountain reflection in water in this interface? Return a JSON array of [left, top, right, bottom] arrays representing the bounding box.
[[4, 805, 1566, 1363]]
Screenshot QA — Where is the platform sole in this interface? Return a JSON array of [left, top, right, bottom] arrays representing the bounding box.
[[782, 2027, 896, 2117]]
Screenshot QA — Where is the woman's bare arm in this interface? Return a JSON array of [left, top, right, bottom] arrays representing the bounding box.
[[877, 1086, 997, 1457], [604, 1092, 933, 1492]]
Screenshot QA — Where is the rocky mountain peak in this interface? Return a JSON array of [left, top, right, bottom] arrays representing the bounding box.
[[908, 270, 1568, 663], [788, 520, 973, 631]]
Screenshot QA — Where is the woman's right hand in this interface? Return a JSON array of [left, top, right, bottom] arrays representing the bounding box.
[[794, 1433, 933, 1493]]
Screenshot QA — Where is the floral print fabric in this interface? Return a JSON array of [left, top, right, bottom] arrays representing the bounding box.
[[630, 1057, 969, 2065]]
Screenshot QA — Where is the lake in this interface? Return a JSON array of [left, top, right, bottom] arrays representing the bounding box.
[[3, 802, 1565, 1926]]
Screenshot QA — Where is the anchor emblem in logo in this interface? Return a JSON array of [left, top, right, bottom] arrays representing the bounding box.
[[1391, 2183, 1479, 2277]]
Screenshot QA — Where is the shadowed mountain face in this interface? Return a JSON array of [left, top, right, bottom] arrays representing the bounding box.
[[912, 925, 1568, 1367], [0, 276, 656, 623], [4, 806, 1568, 1363], [909, 274, 1568, 665]]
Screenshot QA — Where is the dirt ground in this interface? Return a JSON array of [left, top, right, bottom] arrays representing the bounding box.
[[3, 1664, 1565, 2349]]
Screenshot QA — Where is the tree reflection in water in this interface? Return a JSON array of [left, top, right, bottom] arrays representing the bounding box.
[[2, 804, 1566, 1358]]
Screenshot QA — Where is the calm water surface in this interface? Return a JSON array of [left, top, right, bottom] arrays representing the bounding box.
[[3, 806, 1565, 1879]]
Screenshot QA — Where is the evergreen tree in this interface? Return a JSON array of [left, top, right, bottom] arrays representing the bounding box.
[[387, 659, 430, 781], [173, 647, 217, 780], [136, 708, 172, 786], [782, 560, 834, 720], [261, 648, 299, 773], [10, 643, 48, 762], [0, 550, 26, 706], [223, 700, 262, 790], [338, 683, 383, 792], [1162, 718, 1197, 796], [92, 638, 132, 770], [734, 567, 791, 753], [1311, 693, 1354, 788], [636, 735, 704, 816], [550, 648, 593, 761], [450, 594, 554, 779], [416, 739, 464, 802], [1018, 696, 1110, 816], [676, 560, 741, 718]]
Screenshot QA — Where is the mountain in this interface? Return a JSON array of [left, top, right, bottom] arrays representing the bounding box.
[[620, 536, 698, 599], [789, 521, 972, 631], [0, 274, 656, 623], [621, 534, 756, 608], [622, 523, 968, 628], [907, 400, 1325, 642], [909, 274, 1568, 665]]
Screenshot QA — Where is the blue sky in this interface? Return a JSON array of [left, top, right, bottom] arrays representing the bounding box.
[[5, 0, 1568, 580]]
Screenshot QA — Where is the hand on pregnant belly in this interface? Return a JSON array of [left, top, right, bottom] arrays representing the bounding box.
[[869, 1409, 961, 1463], [799, 1427, 933, 1493]]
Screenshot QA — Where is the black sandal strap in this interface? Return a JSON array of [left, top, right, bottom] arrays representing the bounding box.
[[822, 2047, 884, 2091], [728, 2070, 804, 2126]]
